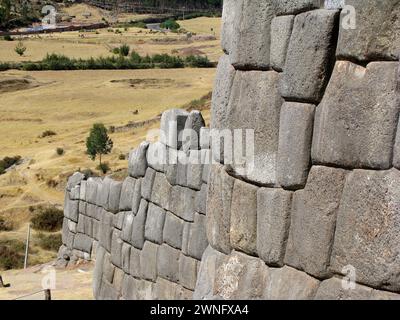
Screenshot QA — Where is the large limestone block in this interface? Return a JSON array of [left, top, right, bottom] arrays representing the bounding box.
[[160, 109, 189, 149], [257, 188, 292, 266], [187, 213, 209, 260], [108, 180, 122, 213], [163, 211, 184, 250], [229, 0, 275, 69], [214, 251, 270, 300], [230, 179, 258, 255], [179, 254, 199, 291], [99, 211, 114, 252], [146, 141, 167, 173], [270, 15, 294, 71], [85, 177, 101, 204], [206, 164, 235, 254], [150, 172, 171, 210], [129, 247, 141, 278], [140, 241, 159, 282], [277, 102, 315, 189], [264, 266, 320, 300], [284, 166, 348, 278], [64, 195, 79, 222], [110, 230, 123, 268], [119, 177, 136, 211], [93, 246, 106, 298], [121, 274, 140, 300], [128, 141, 149, 178], [280, 9, 339, 103], [394, 116, 400, 169], [73, 233, 92, 253], [314, 277, 373, 300], [220, 0, 242, 54], [274, 0, 321, 15], [168, 185, 196, 222], [157, 244, 181, 283], [144, 203, 166, 244], [131, 178, 142, 214], [186, 150, 203, 191], [66, 172, 84, 191], [154, 278, 178, 300], [96, 177, 112, 210], [121, 242, 130, 274], [337, 0, 400, 62], [182, 110, 205, 152], [330, 169, 400, 292], [131, 199, 148, 249], [141, 167, 156, 200], [224, 70, 283, 185], [370, 290, 400, 301], [195, 183, 207, 215], [312, 61, 399, 169]]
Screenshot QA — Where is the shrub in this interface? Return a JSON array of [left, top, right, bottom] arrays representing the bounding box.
[[160, 19, 180, 31], [97, 162, 110, 174], [37, 233, 62, 252], [0, 239, 25, 270], [113, 44, 130, 57], [0, 217, 12, 231], [119, 154, 126, 160], [0, 155, 21, 175], [14, 41, 26, 56], [56, 147, 64, 156], [40, 130, 57, 138], [3, 35, 13, 41], [31, 207, 64, 232], [185, 55, 214, 68], [81, 168, 98, 179], [130, 21, 147, 29]]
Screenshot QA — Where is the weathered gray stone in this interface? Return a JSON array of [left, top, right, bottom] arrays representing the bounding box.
[[223, 70, 283, 185], [330, 169, 400, 292], [66, 172, 85, 191], [394, 117, 400, 170], [112, 267, 124, 295], [280, 9, 338, 103], [157, 244, 180, 283], [175, 285, 194, 300], [200, 127, 210, 150], [193, 246, 227, 300], [277, 102, 315, 189], [312, 61, 399, 169], [195, 183, 207, 215], [257, 188, 292, 266], [108, 180, 122, 213], [129, 246, 141, 278], [99, 210, 114, 252], [128, 141, 149, 178], [370, 290, 400, 301], [206, 164, 235, 254], [73, 233, 92, 253], [270, 15, 294, 71], [69, 185, 80, 200], [181, 222, 190, 256], [179, 254, 199, 291], [160, 109, 189, 149], [214, 251, 269, 300], [146, 141, 167, 172], [79, 181, 86, 201], [229, 0, 275, 69], [151, 172, 171, 210], [230, 179, 258, 255], [64, 194, 79, 222], [113, 212, 125, 230], [119, 177, 136, 211], [264, 266, 320, 300], [314, 277, 372, 300], [201, 149, 211, 183], [145, 203, 166, 244], [141, 167, 156, 200], [323, 0, 345, 9], [111, 230, 123, 268], [168, 185, 196, 222], [187, 213, 209, 260], [77, 214, 85, 234], [131, 199, 148, 249], [163, 211, 184, 250], [154, 278, 178, 300], [92, 219, 100, 241], [131, 178, 142, 214], [285, 166, 348, 278], [140, 241, 159, 282], [68, 219, 77, 234], [337, 0, 400, 62], [121, 212, 134, 243], [99, 280, 119, 300], [78, 200, 86, 215], [121, 274, 139, 300], [136, 280, 155, 300], [220, 0, 242, 54], [85, 178, 101, 204], [97, 177, 112, 210], [274, 0, 321, 15], [93, 246, 106, 298], [187, 150, 203, 191], [121, 242, 130, 274], [182, 110, 205, 152]]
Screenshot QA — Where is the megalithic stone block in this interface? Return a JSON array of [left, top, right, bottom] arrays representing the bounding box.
[[270, 15, 295, 72], [160, 109, 189, 149], [140, 241, 159, 282], [314, 277, 373, 300], [146, 141, 167, 173], [280, 9, 339, 103], [128, 141, 149, 178], [66, 172, 85, 191], [157, 244, 180, 283], [131, 199, 148, 250], [144, 203, 166, 245], [312, 61, 399, 169], [274, 0, 321, 15], [163, 211, 184, 250], [182, 110, 205, 153], [119, 177, 136, 211], [108, 180, 122, 213], [221, 0, 242, 55], [141, 167, 156, 201]]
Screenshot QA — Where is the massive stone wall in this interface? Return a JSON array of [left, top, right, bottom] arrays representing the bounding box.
[[59, 0, 400, 300]]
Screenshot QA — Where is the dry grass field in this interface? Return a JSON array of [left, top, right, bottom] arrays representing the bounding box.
[[0, 11, 220, 273]]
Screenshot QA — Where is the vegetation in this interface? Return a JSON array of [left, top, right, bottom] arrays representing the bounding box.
[[160, 18, 180, 30], [14, 40, 26, 56], [112, 44, 130, 57], [86, 123, 113, 167], [0, 155, 21, 175], [97, 162, 111, 174], [40, 130, 57, 138], [31, 207, 64, 232], [37, 233, 62, 252], [56, 147, 64, 156], [0, 217, 12, 232], [2, 34, 12, 41], [0, 0, 39, 30], [0, 239, 25, 270]]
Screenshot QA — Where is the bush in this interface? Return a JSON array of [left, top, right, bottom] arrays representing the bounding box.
[[160, 19, 180, 31], [14, 41, 26, 56], [40, 130, 57, 138], [0, 217, 12, 231], [0, 239, 26, 270], [31, 207, 64, 232], [56, 147, 64, 156], [119, 154, 126, 160], [80, 168, 98, 179], [113, 44, 130, 57], [97, 162, 110, 174], [0, 155, 21, 175], [185, 55, 214, 68], [37, 233, 62, 252], [3, 35, 13, 41]]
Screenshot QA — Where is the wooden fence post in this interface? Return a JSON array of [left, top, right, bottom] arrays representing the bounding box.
[[24, 223, 31, 269], [44, 289, 51, 300]]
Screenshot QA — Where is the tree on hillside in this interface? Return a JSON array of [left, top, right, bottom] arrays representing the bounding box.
[[86, 123, 113, 167], [0, 0, 11, 28]]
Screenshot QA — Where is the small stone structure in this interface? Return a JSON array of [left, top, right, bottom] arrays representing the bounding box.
[[59, 0, 400, 300]]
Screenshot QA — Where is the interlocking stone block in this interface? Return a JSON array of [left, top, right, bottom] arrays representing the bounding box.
[[99, 279, 119, 300], [85, 177, 101, 204], [121, 242, 131, 274], [337, 0, 400, 62], [79, 180, 86, 200], [108, 180, 122, 213], [70, 185, 80, 200], [312, 61, 399, 169], [121, 274, 140, 300], [64, 194, 79, 222], [274, 0, 321, 15], [314, 277, 373, 300], [187, 150, 203, 191], [229, 0, 275, 69], [264, 266, 320, 300], [280, 9, 339, 103], [119, 177, 136, 211], [270, 15, 294, 71], [200, 127, 210, 150], [163, 211, 184, 250], [257, 188, 292, 266], [175, 286, 194, 300], [129, 246, 141, 278], [131, 199, 148, 249], [230, 179, 258, 255], [179, 254, 199, 291], [370, 290, 400, 301], [78, 200, 86, 215], [195, 183, 207, 215], [168, 185, 196, 222], [151, 171, 171, 210], [160, 109, 189, 149], [112, 267, 124, 295], [187, 213, 208, 260], [147, 141, 167, 172], [121, 212, 134, 243], [394, 114, 400, 169], [220, 0, 242, 54], [277, 102, 315, 189], [154, 278, 178, 300], [97, 177, 112, 210], [224, 70, 283, 185], [145, 203, 166, 244], [330, 169, 400, 292], [136, 280, 155, 300], [141, 167, 156, 200], [285, 166, 348, 278], [132, 178, 142, 214], [201, 149, 211, 183], [206, 164, 235, 254], [66, 172, 84, 191], [73, 233, 92, 253], [140, 241, 159, 282], [128, 141, 149, 178], [99, 210, 114, 252], [157, 244, 181, 283], [111, 230, 123, 268], [113, 212, 125, 230], [93, 246, 106, 298], [182, 110, 205, 152]]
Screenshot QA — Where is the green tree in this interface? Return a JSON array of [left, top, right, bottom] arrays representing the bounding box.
[[14, 40, 26, 56], [0, 0, 11, 28], [86, 123, 113, 166]]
